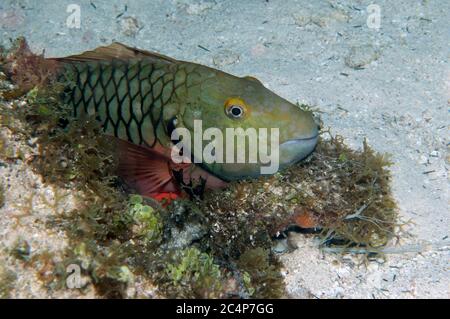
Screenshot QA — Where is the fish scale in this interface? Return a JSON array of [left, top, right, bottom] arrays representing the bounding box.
[[61, 59, 183, 147]]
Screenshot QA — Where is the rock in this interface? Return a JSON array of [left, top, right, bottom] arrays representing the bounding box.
[[250, 43, 266, 57], [166, 223, 206, 250], [177, 0, 216, 15], [418, 155, 429, 165], [0, 9, 25, 30], [292, 7, 349, 28], [212, 49, 240, 67], [345, 45, 380, 69], [118, 16, 142, 37], [272, 238, 290, 254], [429, 150, 439, 157], [310, 10, 349, 28], [292, 12, 311, 27]]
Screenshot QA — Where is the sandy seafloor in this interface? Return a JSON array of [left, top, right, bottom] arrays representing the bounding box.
[[0, 0, 448, 298]]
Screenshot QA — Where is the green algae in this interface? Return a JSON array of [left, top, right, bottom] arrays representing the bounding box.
[[199, 133, 398, 252], [129, 195, 162, 243], [237, 248, 284, 298], [162, 247, 223, 298], [0, 38, 399, 298]]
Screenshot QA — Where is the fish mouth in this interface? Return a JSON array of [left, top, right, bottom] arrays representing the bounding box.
[[279, 134, 319, 167]]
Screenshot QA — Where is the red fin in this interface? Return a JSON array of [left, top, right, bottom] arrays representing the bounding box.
[[116, 139, 181, 199], [153, 193, 180, 201]]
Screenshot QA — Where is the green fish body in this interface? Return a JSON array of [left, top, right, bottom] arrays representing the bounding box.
[[50, 43, 319, 199]]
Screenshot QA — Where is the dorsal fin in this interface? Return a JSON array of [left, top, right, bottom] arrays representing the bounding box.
[[47, 42, 177, 64]]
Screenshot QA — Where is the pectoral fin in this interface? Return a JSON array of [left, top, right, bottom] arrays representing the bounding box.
[[116, 139, 181, 199]]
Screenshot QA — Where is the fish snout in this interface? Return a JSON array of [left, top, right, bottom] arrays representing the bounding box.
[[278, 118, 319, 167], [279, 134, 318, 166]]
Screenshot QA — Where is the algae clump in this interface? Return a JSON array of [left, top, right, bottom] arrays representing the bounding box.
[[237, 248, 284, 298], [163, 247, 223, 298]]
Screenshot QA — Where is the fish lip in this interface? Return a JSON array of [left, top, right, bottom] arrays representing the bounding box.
[[279, 134, 319, 166], [280, 134, 320, 145]]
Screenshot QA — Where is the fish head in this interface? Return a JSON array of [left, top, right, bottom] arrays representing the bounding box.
[[174, 67, 319, 181]]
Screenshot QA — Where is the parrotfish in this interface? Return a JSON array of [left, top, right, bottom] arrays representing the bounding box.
[[48, 43, 319, 200]]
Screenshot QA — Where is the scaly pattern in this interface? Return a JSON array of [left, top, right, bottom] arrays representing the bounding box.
[[61, 59, 182, 147]]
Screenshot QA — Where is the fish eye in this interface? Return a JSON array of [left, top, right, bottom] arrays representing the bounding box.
[[224, 98, 247, 119]]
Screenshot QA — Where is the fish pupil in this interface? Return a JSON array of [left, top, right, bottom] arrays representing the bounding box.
[[230, 105, 243, 117]]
